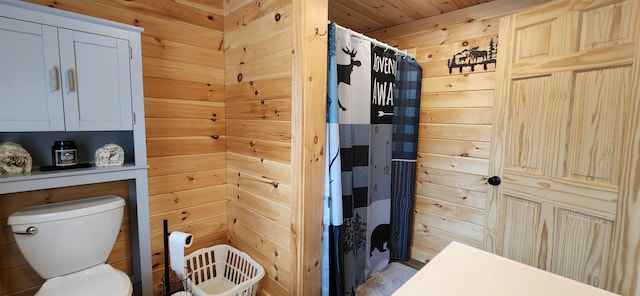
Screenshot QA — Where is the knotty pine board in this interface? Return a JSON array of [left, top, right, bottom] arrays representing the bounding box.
[[147, 153, 226, 177], [146, 136, 226, 157], [227, 153, 291, 183], [147, 186, 226, 214], [419, 138, 490, 159], [147, 169, 226, 196], [142, 56, 225, 85], [225, 77, 292, 103], [422, 71, 495, 93], [421, 107, 493, 124], [144, 98, 225, 119], [414, 210, 484, 242], [421, 90, 494, 108], [226, 99, 292, 121], [226, 167, 293, 208], [143, 77, 225, 102], [416, 195, 486, 225], [419, 123, 492, 142], [417, 167, 489, 192], [141, 35, 224, 68], [415, 180, 487, 210], [226, 136, 292, 164], [226, 120, 291, 143]]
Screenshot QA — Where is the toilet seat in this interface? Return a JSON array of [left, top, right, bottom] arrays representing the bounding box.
[[36, 264, 132, 296]]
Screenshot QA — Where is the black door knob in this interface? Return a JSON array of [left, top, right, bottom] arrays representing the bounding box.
[[488, 176, 501, 186]]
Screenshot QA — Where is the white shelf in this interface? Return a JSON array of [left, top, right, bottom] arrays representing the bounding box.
[[0, 164, 148, 194]]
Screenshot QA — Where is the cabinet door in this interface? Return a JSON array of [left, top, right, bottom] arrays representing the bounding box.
[[58, 29, 133, 131], [0, 17, 64, 131]]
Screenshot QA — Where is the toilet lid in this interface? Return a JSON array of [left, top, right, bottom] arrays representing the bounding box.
[[36, 264, 132, 296]]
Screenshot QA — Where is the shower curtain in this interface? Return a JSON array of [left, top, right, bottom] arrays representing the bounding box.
[[323, 22, 423, 296]]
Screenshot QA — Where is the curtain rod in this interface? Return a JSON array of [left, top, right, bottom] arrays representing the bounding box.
[[330, 22, 412, 59]]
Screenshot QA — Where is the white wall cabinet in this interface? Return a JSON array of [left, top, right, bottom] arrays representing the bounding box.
[[0, 1, 152, 295], [0, 10, 133, 132]]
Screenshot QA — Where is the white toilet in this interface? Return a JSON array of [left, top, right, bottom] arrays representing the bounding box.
[[8, 195, 133, 296]]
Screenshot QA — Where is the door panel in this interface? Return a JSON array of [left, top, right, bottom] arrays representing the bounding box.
[[580, 1, 634, 49], [552, 209, 613, 288], [567, 67, 629, 184], [486, 0, 640, 293], [505, 76, 551, 174], [499, 195, 542, 266]]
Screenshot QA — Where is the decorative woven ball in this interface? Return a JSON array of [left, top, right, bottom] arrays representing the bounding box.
[[94, 143, 125, 167], [0, 142, 32, 175]]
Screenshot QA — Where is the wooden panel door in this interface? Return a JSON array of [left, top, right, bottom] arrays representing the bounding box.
[[59, 29, 133, 131], [485, 0, 640, 293], [0, 17, 64, 131]]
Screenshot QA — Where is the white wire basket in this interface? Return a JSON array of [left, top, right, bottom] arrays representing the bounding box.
[[183, 244, 265, 296]]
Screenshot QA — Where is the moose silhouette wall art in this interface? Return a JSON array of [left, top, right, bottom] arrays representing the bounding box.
[[447, 37, 497, 74]]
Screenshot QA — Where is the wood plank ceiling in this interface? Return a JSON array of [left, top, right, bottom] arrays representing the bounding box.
[[328, 0, 495, 33]]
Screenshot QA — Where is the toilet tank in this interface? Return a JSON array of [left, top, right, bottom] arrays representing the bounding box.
[[7, 195, 125, 279]]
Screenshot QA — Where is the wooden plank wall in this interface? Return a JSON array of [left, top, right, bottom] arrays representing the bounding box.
[[368, 0, 547, 262], [0, 182, 131, 296], [224, 1, 295, 295], [12, 1, 227, 295]]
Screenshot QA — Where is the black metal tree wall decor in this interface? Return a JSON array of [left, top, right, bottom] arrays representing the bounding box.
[[448, 37, 497, 74]]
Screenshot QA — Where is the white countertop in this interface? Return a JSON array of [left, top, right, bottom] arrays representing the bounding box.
[[393, 242, 619, 296]]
